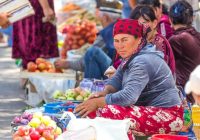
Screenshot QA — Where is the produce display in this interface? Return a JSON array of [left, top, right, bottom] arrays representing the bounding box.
[[58, 9, 101, 32], [61, 20, 97, 58], [13, 112, 62, 140], [53, 87, 91, 101], [27, 58, 63, 73], [60, 3, 81, 12]]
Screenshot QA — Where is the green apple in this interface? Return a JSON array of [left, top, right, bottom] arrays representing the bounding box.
[[76, 95, 84, 101], [67, 97, 75, 100], [53, 90, 63, 99], [58, 96, 66, 100]]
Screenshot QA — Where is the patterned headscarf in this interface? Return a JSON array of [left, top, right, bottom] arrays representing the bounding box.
[[113, 19, 149, 70], [113, 19, 144, 38]]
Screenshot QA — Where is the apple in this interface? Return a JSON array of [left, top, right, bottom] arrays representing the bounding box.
[[28, 118, 41, 128], [41, 116, 52, 126], [54, 127, 62, 135], [67, 97, 75, 100], [29, 127, 35, 134], [76, 95, 83, 101], [39, 137, 46, 140], [53, 90, 63, 99], [46, 120, 57, 129], [22, 135, 31, 140], [13, 136, 23, 140], [33, 112, 43, 119], [42, 130, 54, 140], [35, 58, 46, 65], [38, 62, 47, 71], [36, 124, 45, 135], [27, 62, 37, 72], [29, 130, 41, 140], [17, 126, 29, 136]]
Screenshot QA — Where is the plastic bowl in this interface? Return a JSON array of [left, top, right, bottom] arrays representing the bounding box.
[[151, 134, 188, 140], [44, 102, 75, 114]]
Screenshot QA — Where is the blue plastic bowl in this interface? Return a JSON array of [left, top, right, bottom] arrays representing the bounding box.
[[44, 102, 75, 114]]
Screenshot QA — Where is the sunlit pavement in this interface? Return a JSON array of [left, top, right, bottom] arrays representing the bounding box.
[[0, 47, 26, 140]]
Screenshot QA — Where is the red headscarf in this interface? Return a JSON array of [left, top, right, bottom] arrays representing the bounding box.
[[113, 19, 144, 38], [113, 19, 149, 69]]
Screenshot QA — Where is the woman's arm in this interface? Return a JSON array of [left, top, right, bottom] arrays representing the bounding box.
[[38, 0, 55, 21], [128, 0, 137, 9]]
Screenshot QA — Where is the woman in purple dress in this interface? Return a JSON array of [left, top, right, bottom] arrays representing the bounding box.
[[12, 0, 59, 68]]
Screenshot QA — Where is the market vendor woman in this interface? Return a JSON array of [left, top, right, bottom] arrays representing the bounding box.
[[75, 19, 184, 138]]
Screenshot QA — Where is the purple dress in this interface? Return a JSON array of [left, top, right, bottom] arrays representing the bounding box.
[[12, 0, 59, 68]]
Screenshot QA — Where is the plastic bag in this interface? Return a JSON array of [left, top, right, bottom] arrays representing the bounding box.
[[57, 117, 131, 140], [28, 76, 76, 104], [79, 79, 105, 93], [56, 127, 96, 140]]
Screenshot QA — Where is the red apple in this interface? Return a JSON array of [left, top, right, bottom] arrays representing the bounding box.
[[42, 130, 54, 140], [29, 127, 35, 134], [27, 62, 37, 72], [36, 124, 45, 135], [39, 137, 46, 140], [18, 126, 29, 136], [35, 58, 46, 65], [22, 135, 31, 140], [29, 130, 41, 140]]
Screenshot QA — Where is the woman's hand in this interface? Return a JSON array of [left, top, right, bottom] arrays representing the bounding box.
[[0, 13, 10, 28], [43, 7, 55, 22], [54, 59, 69, 69], [88, 91, 106, 100], [104, 66, 116, 78], [74, 97, 106, 118]]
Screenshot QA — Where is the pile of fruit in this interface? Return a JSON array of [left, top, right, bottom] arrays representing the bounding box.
[[61, 20, 97, 58], [53, 87, 91, 101], [27, 58, 62, 73], [13, 112, 62, 140], [61, 3, 81, 12], [12, 112, 33, 126]]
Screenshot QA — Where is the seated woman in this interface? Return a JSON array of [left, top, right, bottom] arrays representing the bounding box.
[[129, 5, 175, 77], [75, 19, 183, 139]]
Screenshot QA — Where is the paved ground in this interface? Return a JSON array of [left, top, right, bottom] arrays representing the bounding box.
[[0, 47, 27, 140]]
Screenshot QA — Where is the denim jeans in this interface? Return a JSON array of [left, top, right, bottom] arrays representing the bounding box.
[[84, 47, 112, 79]]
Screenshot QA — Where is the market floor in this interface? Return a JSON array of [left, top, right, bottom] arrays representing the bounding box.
[[0, 47, 26, 140]]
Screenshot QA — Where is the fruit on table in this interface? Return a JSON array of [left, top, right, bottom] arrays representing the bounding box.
[[28, 118, 41, 128], [41, 116, 52, 126], [27, 58, 63, 73], [13, 113, 62, 140], [61, 20, 97, 58], [33, 112, 43, 119], [27, 62, 37, 72], [53, 87, 91, 101], [12, 112, 33, 125]]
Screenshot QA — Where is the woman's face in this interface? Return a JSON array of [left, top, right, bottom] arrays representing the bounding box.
[[114, 34, 141, 59], [138, 16, 158, 40]]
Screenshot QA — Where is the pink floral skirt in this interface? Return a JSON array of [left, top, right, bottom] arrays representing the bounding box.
[[88, 105, 184, 140]]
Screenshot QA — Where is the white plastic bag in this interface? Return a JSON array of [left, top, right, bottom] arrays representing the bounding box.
[[56, 117, 131, 140], [28, 76, 76, 103]]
